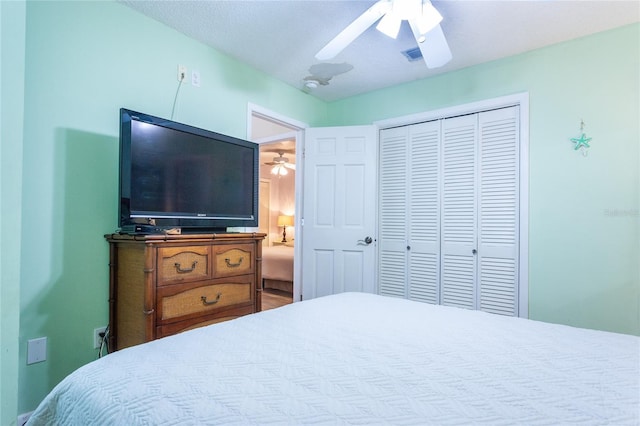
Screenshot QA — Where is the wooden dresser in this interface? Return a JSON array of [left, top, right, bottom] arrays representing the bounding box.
[[105, 232, 265, 351]]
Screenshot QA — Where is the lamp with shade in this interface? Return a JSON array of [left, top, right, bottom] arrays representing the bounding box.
[[277, 215, 294, 243]]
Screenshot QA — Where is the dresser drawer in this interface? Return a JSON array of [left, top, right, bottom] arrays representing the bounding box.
[[158, 245, 211, 285], [157, 276, 253, 323], [155, 304, 254, 338], [213, 244, 254, 278]]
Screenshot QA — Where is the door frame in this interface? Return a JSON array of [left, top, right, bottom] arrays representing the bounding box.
[[374, 92, 529, 318], [247, 103, 308, 303], [258, 178, 271, 247]]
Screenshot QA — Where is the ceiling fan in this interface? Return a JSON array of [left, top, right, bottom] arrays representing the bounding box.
[[315, 0, 451, 69], [264, 151, 296, 176]]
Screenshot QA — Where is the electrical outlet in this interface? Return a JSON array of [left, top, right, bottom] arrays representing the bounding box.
[[94, 326, 107, 349], [17, 411, 33, 426], [177, 64, 187, 82]]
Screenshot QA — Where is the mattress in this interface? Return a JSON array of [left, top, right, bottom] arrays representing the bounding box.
[[27, 292, 639, 425], [261, 245, 294, 282]]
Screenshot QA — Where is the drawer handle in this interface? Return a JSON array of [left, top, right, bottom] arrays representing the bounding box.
[[225, 257, 243, 268], [201, 292, 222, 306], [174, 261, 197, 273]]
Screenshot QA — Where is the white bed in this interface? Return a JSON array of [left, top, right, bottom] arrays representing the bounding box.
[[27, 293, 639, 425], [261, 245, 294, 293]]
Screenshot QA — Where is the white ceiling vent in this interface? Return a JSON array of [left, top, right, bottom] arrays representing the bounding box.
[[402, 47, 423, 62]]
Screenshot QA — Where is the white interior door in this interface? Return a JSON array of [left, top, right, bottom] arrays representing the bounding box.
[[301, 125, 377, 300]]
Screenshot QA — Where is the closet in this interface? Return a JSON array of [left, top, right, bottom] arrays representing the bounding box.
[[378, 106, 520, 316]]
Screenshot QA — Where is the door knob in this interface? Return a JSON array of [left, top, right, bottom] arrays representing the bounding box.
[[472, 249, 477, 255], [357, 236, 373, 245]]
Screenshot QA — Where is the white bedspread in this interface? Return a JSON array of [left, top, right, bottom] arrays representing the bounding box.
[[28, 293, 639, 425]]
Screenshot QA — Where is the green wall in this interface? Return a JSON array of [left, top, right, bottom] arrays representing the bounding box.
[[17, 0, 326, 416], [7, 0, 639, 420], [328, 24, 640, 336], [1, 2, 26, 425]]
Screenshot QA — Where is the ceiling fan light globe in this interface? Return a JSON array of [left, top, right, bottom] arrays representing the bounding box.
[[271, 164, 288, 176], [393, 0, 421, 20], [376, 12, 401, 39], [415, 2, 442, 35]]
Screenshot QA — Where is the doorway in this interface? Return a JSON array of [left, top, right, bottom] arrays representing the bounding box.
[[248, 104, 307, 307]]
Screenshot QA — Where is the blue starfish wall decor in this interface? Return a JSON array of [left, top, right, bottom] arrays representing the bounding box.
[[571, 133, 592, 150], [570, 120, 591, 156]]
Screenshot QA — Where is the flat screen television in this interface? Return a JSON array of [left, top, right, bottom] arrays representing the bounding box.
[[119, 108, 259, 233]]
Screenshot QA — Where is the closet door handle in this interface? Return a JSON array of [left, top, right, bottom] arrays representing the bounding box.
[[472, 249, 477, 255]]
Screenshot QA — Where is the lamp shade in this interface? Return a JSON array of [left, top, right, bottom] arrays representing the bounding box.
[[277, 215, 294, 227]]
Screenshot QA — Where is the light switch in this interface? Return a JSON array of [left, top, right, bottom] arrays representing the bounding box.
[[27, 337, 47, 364], [192, 70, 201, 87]]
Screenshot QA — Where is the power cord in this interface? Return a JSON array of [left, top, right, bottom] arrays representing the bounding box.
[[171, 73, 185, 120], [97, 325, 110, 358]]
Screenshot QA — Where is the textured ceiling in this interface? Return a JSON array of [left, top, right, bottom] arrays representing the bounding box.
[[120, 1, 639, 101]]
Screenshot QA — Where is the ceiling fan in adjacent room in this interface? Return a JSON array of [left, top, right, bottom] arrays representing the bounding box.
[[264, 151, 296, 176], [315, 0, 451, 69]]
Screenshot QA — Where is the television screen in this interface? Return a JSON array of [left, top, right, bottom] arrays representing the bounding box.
[[119, 109, 259, 233]]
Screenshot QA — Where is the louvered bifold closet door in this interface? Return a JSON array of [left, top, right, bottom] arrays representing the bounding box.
[[378, 107, 520, 314], [440, 115, 478, 310], [378, 126, 409, 298], [478, 106, 519, 316], [408, 121, 441, 304]]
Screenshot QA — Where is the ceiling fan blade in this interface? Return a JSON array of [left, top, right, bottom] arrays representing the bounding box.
[[262, 148, 295, 155], [315, 0, 391, 60], [409, 21, 452, 69], [284, 163, 296, 170]]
